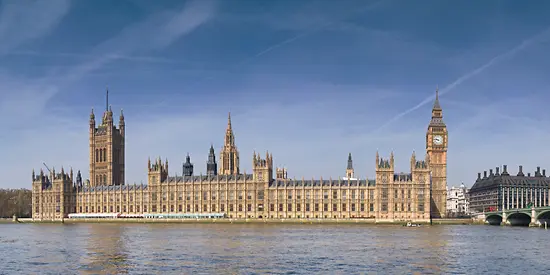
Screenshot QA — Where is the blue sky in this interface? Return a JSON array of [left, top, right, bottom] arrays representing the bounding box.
[[1, 0, 550, 188]]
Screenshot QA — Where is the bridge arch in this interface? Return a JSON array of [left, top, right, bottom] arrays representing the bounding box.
[[536, 210, 550, 225], [507, 212, 531, 226], [486, 214, 502, 225]]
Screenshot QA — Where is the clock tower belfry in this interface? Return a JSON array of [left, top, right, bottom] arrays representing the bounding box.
[[426, 88, 447, 218]]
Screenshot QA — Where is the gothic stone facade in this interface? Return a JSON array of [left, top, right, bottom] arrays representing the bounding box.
[[32, 90, 447, 221]]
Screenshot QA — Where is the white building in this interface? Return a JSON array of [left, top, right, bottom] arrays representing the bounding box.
[[446, 183, 470, 217]]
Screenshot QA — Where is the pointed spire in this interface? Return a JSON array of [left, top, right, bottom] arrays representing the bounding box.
[[433, 86, 441, 110], [227, 112, 232, 128], [347, 153, 353, 170]]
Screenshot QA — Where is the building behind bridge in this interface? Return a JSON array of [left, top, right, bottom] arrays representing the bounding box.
[[469, 165, 550, 213], [32, 89, 449, 222], [446, 183, 470, 217]]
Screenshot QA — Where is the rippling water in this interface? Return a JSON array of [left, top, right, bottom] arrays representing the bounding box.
[[1, 223, 549, 274]]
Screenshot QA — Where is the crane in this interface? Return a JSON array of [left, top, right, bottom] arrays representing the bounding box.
[[42, 162, 52, 173]]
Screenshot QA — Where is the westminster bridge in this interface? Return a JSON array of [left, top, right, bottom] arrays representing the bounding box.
[[484, 206, 550, 227]]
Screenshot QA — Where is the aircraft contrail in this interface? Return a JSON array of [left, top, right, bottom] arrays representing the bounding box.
[[241, 0, 387, 64], [372, 27, 550, 133], [186, 0, 387, 88]]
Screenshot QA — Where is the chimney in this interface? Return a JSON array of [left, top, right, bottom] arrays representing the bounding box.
[[503, 165, 508, 174], [528, 172, 531, 177], [477, 172, 481, 180], [518, 165, 525, 177], [489, 169, 493, 176], [483, 171, 487, 178], [543, 169, 546, 177], [537, 167, 541, 176], [496, 167, 500, 175]]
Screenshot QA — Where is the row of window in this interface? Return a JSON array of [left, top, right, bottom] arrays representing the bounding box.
[[380, 203, 425, 212], [76, 202, 426, 214], [77, 190, 388, 203], [95, 174, 108, 185], [380, 188, 425, 199], [269, 203, 375, 212], [95, 148, 108, 163]]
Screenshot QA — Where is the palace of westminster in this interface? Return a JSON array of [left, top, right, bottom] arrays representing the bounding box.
[[32, 90, 448, 222]]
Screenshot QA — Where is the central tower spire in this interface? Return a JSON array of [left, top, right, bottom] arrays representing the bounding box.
[[220, 112, 240, 175]]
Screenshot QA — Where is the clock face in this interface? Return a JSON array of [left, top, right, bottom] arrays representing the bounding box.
[[433, 135, 443, 145]]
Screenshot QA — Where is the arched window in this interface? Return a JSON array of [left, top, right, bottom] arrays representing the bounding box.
[[95, 149, 99, 162], [104, 175, 107, 185], [103, 149, 107, 162]]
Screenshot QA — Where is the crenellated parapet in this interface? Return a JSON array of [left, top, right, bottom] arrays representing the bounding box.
[[148, 157, 169, 184], [32, 169, 51, 190], [276, 167, 288, 179], [375, 151, 394, 171], [253, 151, 273, 182]]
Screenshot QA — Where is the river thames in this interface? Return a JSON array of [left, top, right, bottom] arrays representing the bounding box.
[[1, 223, 548, 274]]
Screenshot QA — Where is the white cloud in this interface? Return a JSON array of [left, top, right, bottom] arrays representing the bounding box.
[[0, 0, 218, 123], [0, 0, 71, 53], [0, 0, 219, 187]]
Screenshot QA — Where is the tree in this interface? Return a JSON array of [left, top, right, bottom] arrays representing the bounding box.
[[0, 189, 32, 218]]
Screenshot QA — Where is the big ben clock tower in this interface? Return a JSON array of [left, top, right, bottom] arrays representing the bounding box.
[[426, 88, 447, 218]]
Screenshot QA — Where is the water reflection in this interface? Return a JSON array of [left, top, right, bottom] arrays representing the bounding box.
[[80, 224, 130, 274], [1, 223, 550, 274]]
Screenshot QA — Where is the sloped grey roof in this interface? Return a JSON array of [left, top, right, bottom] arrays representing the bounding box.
[[81, 184, 148, 192], [164, 174, 254, 183], [268, 179, 375, 188]]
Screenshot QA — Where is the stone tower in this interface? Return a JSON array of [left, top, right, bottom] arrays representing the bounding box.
[[253, 151, 273, 182], [375, 151, 394, 219], [426, 88, 448, 218], [31, 167, 76, 219], [219, 112, 240, 175], [346, 153, 354, 179], [183, 153, 194, 177], [89, 89, 125, 187], [148, 157, 168, 185], [206, 144, 217, 176], [276, 167, 288, 179]]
